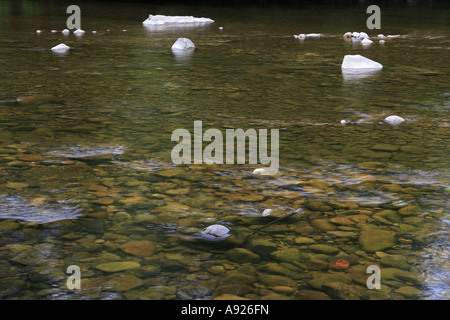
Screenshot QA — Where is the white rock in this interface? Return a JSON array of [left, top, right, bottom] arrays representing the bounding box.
[[218, 27, 223, 30], [341, 54, 383, 70], [36, 30, 41, 34], [358, 32, 369, 39], [384, 115, 405, 125], [387, 35, 401, 38], [379, 40, 385, 45], [201, 224, 230, 241], [306, 33, 323, 38], [361, 38, 373, 45], [143, 14, 214, 26], [262, 209, 273, 217], [297, 33, 306, 39], [378, 34, 387, 39], [171, 38, 195, 51], [92, 31, 97, 34], [51, 43, 70, 52], [340, 119, 349, 125], [73, 29, 85, 36], [252, 168, 268, 175], [343, 32, 352, 39], [61, 29, 70, 35], [51, 30, 57, 33], [352, 32, 360, 38]]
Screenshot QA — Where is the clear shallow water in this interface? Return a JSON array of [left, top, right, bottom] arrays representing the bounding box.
[[0, 1, 449, 300]]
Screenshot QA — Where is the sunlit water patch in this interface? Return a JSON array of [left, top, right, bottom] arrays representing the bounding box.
[[0, 194, 83, 223]]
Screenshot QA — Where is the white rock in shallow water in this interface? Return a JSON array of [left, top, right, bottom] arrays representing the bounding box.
[[36, 30, 41, 34], [171, 37, 195, 50], [343, 32, 352, 39], [384, 115, 405, 125], [341, 54, 383, 70], [201, 224, 230, 241], [262, 209, 273, 217], [252, 168, 271, 175], [379, 40, 385, 45], [306, 33, 323, 38], [51, 43, 70, 52], [378, 34, 387, 39], [143, 14, 214, 26], [61, 29, 70, 35], [358, 32, 369, 39], [361, 38, 373, 45], [73, 29, 85, 35]]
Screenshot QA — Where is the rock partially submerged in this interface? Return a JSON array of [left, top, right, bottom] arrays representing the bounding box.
[[341, 55, 383, 70], [294, 33, 323, 39], [201, 224, 230, 241], [143, 14, 214, 26], [171, 38, 195, 51], [73, 29, 85, 36], [384, 115, 405, 125], [361, 38, 373, 46], [51, 43, 70, 52]]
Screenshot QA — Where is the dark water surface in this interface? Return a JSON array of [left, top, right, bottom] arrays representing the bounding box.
[[0, 1, 449, 300]]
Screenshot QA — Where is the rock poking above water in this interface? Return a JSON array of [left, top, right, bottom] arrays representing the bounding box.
[[171, 38, 195, 51], [384, 115, 405, 125], [143, 14, 214, 26], [201, 224, 230, 241], [361, 38, 373, 45], [73, 29, 85, 36], [341, 54, 383, 70], [51, 43, 70, 52]]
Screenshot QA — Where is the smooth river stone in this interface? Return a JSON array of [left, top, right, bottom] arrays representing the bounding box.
[[120, 240, 156, 257], [95, 261, 140, 272], [358, 225, 396, 252]]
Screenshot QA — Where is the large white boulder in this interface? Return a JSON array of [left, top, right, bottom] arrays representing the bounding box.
[[341, 54, 383, 70], [143, 14, 214, 26], [171, 38, 195, 51], [51, 43, 70, 52]]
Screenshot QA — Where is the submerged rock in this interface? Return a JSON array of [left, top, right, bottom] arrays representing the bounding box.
[[359, 224, 396, 252], [95, 261, 140, 273], [341, 55, 383, 70], [201, 224, 230, 241], [120, 240, 156, 257]]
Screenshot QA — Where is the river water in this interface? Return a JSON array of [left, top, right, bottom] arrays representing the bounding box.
[[0, 1, 448, 300]]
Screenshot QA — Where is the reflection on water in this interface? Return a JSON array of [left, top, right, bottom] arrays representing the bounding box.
[[0, 0, 449, 300], [0, 195, 82, 223]]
